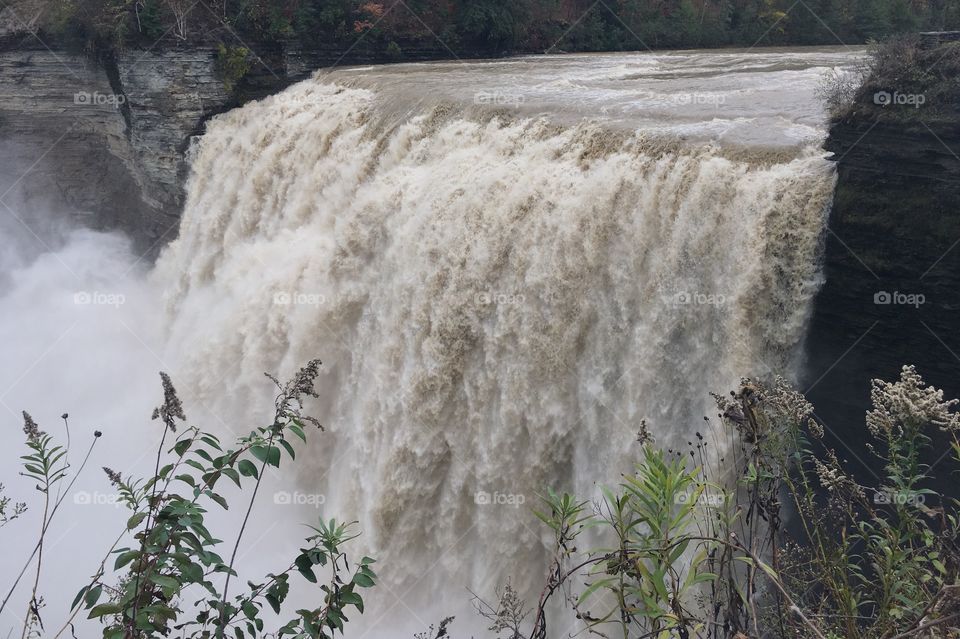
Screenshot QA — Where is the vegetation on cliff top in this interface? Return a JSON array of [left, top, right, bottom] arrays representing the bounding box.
[[12, 0, 960, 57], [820, 35, 960, 126]]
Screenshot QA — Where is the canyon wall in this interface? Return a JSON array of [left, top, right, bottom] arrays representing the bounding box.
[[0, 18, 456, 253], [0, 39, 231, 250], [806, 95, 960, 474]]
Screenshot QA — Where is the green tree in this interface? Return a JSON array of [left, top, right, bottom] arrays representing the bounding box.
[[887, 0, 919, 33], [455, 0, 530, 49], [854, 0, 892, 39]]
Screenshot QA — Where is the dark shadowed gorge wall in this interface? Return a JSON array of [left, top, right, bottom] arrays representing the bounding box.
[[805, 39, 960, 478]]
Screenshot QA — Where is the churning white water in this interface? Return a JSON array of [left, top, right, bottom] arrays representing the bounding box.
[[1, 47, 861, 637], [154, 48, 859, 632]]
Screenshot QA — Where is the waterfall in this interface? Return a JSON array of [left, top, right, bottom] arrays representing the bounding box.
[[154, 74, 837, 629]]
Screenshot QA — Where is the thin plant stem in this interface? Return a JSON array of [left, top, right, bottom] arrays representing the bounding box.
[[21, 476, 50, 639], [730, 532, 828, 639], [51, 528, 128, 639], [127, 422, 170, 636], [0, 436, 99, 617], [216, 428, 277, 635]]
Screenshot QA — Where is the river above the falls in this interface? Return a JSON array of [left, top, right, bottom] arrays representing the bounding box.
[[326, 46, 863, 148]]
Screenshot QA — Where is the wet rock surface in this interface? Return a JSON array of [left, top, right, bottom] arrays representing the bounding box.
[[806, 115, 960, 477]]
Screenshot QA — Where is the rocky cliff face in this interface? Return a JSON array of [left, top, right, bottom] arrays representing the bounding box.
[[0, 29, 475, 255], [805, 114, 960, 471], [0, 39, 233, 252]]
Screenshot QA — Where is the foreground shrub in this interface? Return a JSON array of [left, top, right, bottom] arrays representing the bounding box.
[[1, 360, 375, 639], [474, 366, 960, 638], [4, 362, 958, 638]]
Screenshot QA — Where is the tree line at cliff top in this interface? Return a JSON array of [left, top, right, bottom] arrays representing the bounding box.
[[35, 0, 960, 55]]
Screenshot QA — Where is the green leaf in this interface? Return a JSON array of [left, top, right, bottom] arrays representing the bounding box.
[[651, 568, 668, 600], [295, 554, 317, 583], [251, 446, 267, 463], [202, 471, 220, 489], [578, 577, 616, 605], [127, 512, 148, 530], [185, 459, 207, 473], [288, 423, 306, 443], [690, 572, 718, 585], [115, 550, 140, 570], [71, 586, 88, 611], [206, 490, 229, 510], [222, 467, 242, 488], [174, 439, 192, 456], [182, 561, 204, 583], [353, 573, 375, 588], [252, 446, 281, 468], [265, 593, 281, 614], [150, 574, 180, 591], [200, 435, 222, 451], [668, 538, 691, 565], [84, 584, 103, 609], [238, 459, 259, 479], [88, 603, 123, 618]]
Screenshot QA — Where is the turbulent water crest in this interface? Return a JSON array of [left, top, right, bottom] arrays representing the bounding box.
[[155, 69, 838, 625]]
